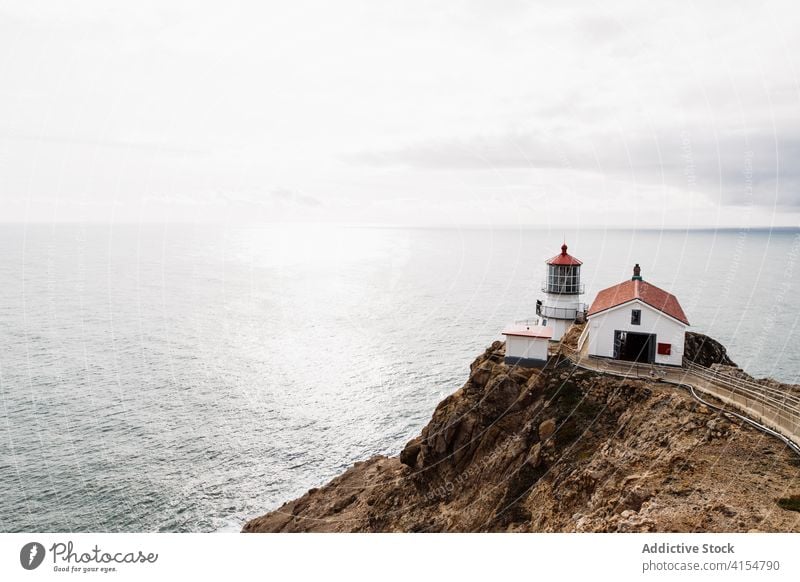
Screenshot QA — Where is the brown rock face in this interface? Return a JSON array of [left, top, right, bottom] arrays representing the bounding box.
[[242, 338, 800, 533], [684, 332, 737, 367], [400, 436, 422, 468], [539, 419, 557, 441]]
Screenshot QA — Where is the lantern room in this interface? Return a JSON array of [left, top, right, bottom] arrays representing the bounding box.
[[543, 243, 584, 295]]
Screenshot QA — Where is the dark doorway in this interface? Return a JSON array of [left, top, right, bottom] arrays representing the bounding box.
[[613, 330, 656, 363]]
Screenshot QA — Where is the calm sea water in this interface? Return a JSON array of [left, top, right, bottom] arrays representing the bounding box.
[[1, 224, 798, 532]]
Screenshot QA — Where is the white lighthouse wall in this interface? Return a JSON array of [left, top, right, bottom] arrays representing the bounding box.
[[542, 293, 582, 309], [504, 335, 549, 366], [541, 293, 584, 341], [587, 300, 686, 366], [547, 318, 570, 342]]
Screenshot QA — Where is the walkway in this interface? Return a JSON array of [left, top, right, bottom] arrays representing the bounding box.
[[560, 338, 800, 456]]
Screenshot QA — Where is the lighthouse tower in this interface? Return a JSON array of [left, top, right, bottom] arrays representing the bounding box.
[[536, 243, 586, 341]]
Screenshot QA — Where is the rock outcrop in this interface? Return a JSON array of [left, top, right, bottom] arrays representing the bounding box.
[[684, 331, 737, 367], [243, 335, 800, 533]]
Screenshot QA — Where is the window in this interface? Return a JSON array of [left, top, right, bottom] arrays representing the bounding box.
[[657, 342, 671, 355], [546, 265, 581, 294], [631, 309, 641, 325]]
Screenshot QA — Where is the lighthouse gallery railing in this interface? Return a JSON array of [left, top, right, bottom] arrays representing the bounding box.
[[536, 303, 587, 321]]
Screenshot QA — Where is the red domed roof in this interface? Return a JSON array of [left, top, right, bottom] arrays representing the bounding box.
[[546, 243, 582, 266]]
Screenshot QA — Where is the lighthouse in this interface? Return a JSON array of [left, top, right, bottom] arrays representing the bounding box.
[[536, 243, 586, 341]]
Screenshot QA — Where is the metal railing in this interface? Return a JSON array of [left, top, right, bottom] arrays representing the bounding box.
[[541, 281, 585, 295], [511, 318, 542, 328], [561, 346, 800, 452], [536, 303, 587, 321], [576, 325, 590, 351], [682, 362, 800, 444], [682, 360, 800, 416]]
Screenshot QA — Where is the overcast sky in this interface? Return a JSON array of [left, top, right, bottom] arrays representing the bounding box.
[[1, 1, 799, 227]]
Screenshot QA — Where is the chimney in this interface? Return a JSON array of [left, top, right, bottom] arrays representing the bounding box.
[[632, 264, 642, 281]]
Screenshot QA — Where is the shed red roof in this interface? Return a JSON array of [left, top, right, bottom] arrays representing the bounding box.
[[547, 243, 582, 266], [587, 278, 689, 325]]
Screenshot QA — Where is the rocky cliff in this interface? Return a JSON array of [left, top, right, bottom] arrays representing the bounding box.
[[243, 333, 800, 533], [683, 331, 737, 367]]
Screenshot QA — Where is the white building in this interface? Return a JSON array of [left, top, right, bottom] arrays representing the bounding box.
[[586, 264, 688, 366], [502, 321, 553, 367], [536, 243, 587, 341]]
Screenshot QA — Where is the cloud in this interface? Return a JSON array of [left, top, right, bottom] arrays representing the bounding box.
[[345, 126, 800, 208], [0, 130, 207, 155], [220, 188, 323, 208], [1, 0, 800, 226], [269, 188, 323, 207]]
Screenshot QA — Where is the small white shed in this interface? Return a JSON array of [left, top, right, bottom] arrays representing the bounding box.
[[502, 322, 553, 367]]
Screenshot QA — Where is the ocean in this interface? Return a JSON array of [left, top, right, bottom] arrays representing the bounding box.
[[1, 224, 798, 532]]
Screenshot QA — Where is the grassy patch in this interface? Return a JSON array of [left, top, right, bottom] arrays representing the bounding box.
[[558, 418, 584, 445], [777, 495, 800, 512]]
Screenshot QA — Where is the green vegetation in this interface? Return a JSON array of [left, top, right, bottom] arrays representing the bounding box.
[[776, 495, 800, 512]]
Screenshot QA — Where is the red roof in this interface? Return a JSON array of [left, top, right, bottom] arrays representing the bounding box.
[[547, 243, 582, 266], [587, 278, 689, 325], [502, 324, 554, 339]]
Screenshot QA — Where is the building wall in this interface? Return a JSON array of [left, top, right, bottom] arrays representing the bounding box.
[[505, 335, 549, 362], [542, 293, 583, 309], [586, 300, 685, 366], [544, 318, 570, 342], [541, 292, 584, 341]]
